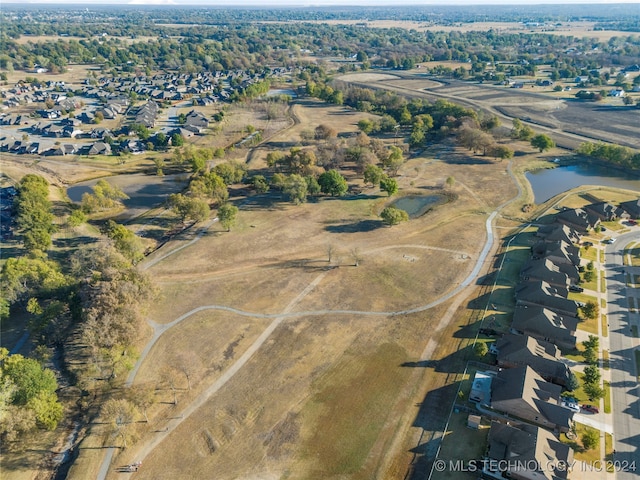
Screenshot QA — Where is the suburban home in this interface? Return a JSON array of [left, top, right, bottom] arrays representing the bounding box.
[[515, 281, 579, 318], [520, 259, 570, 289], [484, 421, 574, 480], [510, 305, 578, 350], [555, 208, 600, 233], [490, 366, 574, 433], [583, 202, 628, 222], [88, 142, 112, 156], [185, 110, 209, 129], [609, 88, 625, 97], [493, 334, 570, 386], [531, 240, 580, 267], [535, 224, 581, 245], [619, 198, 640, 219]]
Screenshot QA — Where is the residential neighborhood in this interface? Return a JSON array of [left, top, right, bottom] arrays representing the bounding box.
[[450, 200, 640, 479]]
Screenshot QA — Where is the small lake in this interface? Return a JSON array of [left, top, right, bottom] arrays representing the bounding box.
[[526, 164, 640, 204], [67, 173, 188, 219], [392, 194, 446, 218], [266, 88, 297, 98]]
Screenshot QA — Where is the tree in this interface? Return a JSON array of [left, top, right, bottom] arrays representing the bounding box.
[[583, 365, 601, 385], [101, 398, 138, 449], [170, 133, 184, 147], [217, 203, 238, 231], [566, 372, 580, 392], [2, 353, 58, 406], [127, 384, 156, 423], [251, 175, 270, 193], [315, 124, 337, 141], [363, 164, 384, 187], [357, 119, 375, 134], [581, 301, 599, 321], [474, 342, 488, 357], [531, 134, 555, 153], [283, 174, 308, 205], [81, 180, 129, 213], [103, 221, 145, 264], [214, 161, 246, 185], [167, 193, 210, 223], [581, 429, 599, 451], [318, 170, 348, 197], [583, 270, 595, 282], [380, 207, 409, 226], [445, 176, 456, 189], [383, 146, 404, 175], [27, 390, 63, 430], [379, 176, 398, 196], [305, 176, 321, 196], [487, 144, 514, 160], [583, 382, 605, 401]]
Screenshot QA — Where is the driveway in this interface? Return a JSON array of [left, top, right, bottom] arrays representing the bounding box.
[[604, 230, 640, 479]]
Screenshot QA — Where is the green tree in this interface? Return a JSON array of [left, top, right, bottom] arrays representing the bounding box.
[[487, 144, 515, 160], [171, 133, 184, 147], [318, 169, 348, 197], [27, 390, 63, 430], [581, 301, 599, 321], [251, 175, 270, 193], [445, 176, 456, 189], [379, 176, 398, 196], [566, 372, 580, 392], [67, 209, 87, 228], [214, 161, 246, 185], [357, 119, 375, 134], [168, 193, 210, 223], [363, 164, 384, 187], [581, 429, 599, 451], [103, 220, 145, 264], [283, 174, 308, 205], [380, 207, 409, 226], [2, 353, 58, 406], [583, 382, 605, 401], [305, 176, 321, 196], [531, 134, 555, 152], [583, 365, 601, 385], [383, 146, 404, 176], [217, 203, 238, 231]]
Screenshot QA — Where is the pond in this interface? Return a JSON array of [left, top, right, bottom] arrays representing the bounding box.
[[526, 164, 640, 204], [391, 194, 446, 218], [67, 173, 189, 219], [266, 88, 297, 98]]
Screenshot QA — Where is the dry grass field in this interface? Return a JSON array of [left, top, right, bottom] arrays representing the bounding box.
[[63, 97, 535, 480]]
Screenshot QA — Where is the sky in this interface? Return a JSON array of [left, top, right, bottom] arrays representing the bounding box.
[[13, 0, 640, 5]]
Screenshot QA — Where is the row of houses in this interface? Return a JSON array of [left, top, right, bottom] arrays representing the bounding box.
[[466, 203, 626, 479]]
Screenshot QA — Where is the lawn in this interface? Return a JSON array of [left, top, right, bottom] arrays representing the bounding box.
[[602, 350, 609, 369], [601, 314, 608, 337], [570, 372, 590, 403], [604, 381, 611, 414], [560, 423, 601, 463], [635, 351, 640, 381], [580, 246, 598, 262], [431, 411, 490, 480]]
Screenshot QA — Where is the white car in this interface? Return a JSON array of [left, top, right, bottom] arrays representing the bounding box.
[[561, 400, 580, 413]]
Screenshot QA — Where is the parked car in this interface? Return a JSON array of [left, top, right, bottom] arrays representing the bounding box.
[[569, 285, 584, 293], [581, 404, 599, 414], [561, 399, 580, 413], [603, 238, 616, 244]]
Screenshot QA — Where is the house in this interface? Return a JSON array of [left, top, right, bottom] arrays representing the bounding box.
[[535, 224, 581, 245], [575, 76, 590, 84], [583, 202, 628, 222], [90, 127, 113, 139], [556, 208, 600, 233], [609, 88, 625, 97], [490, 366, 574, 432], [620, 198, 640, 219], [185, 110, 209, 129], [494, 334, 570, 386], [515, 281, 579, 318], [520, 259, 570, 289], [531, 240, 580, 267], [511, 305, 578, 350], [484, 421, 574, 480], [88, 142, 112, 156]]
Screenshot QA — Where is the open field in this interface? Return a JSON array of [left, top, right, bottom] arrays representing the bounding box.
[[58, 97, 524, 480], [339, 73, 640, 151]]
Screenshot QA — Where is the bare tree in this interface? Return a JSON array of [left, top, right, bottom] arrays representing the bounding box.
[[350, 248, 362, 267], [326, 244, 335, 264]]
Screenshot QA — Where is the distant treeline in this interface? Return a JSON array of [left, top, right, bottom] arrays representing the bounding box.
[[578, 142, 640, 171]]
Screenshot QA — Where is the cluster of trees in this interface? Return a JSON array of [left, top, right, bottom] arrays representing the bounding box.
[[0, 348, 64, 444], [3, 6, 639, 77], [14, 174, 55, 253], [580, 335, 605, 401], [577, 141, 640, 171], [80, 180, 129, 214]]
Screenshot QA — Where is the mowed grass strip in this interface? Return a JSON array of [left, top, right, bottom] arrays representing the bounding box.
[[604, 381, 612, 414], [299, 342, 409, 476]]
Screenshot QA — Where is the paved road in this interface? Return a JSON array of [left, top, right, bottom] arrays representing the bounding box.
[[605, 231, 640, 479]]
